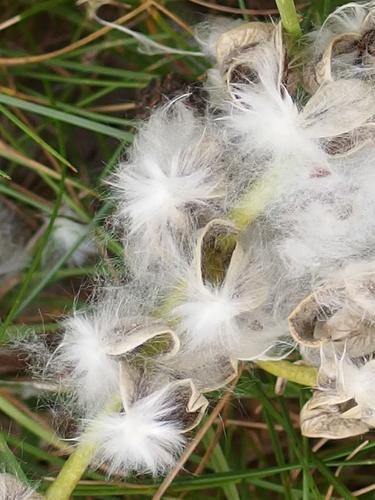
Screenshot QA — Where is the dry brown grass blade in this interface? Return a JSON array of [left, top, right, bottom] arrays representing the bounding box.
[[352, 484, 375, 497], [189, 0, 309, 15], [0, 139, 95, 195], [2, 75, 86, 210], [325, 440, 370, 500], [0, 2, 150, 66], [0, 15, 21, 32], [88, 102, 137, 112], [0, 86, 47, 106], [152, 0, 195, 34], [224, 418, 287, 431], [188, 0, 280, 15], [6, 180, 53, 210]]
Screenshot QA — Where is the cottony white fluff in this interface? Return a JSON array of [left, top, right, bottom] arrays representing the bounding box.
[[53, 308, 119, 413], [313, 1, 375, 55], [0, 204, 28, 277], [0, 473, 41, 500], [268, 152, 375, 281], [173, 282, 251, 351], [111, 102, 223, 272], [89, 387, 185, 476], [46, 215, 96, 266], [195, 17, 243, 60], [219, 39, 375, 167], [219, 45, 308, 159], [170, 239, 274, 356], [338, 356, 375, 411]]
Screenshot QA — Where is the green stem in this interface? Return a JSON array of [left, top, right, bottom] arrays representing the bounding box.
[[44, 397, 121, 500], [44, 440, 97, 500], [275, 0, 302, 36], [229, 170, 279, 231]]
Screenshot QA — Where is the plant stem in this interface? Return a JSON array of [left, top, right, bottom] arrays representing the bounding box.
[[44, 440, 97, 500], [229, 170, 279, 231], [275, 0, 302, 36], [44, 397, 121, 500]]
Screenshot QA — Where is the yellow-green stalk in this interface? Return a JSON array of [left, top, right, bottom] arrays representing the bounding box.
[[275, 0, 302, 37]]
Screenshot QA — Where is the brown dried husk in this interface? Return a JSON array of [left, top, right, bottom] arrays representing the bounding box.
[[304, 7, 375, 93], [215, 21, 286, 90], [300, 391, 370, 439], [288, 284, 375, 359], [118, 363, 208, 432]]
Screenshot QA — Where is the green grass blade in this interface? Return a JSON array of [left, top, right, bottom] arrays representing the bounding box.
[[0, 94, 131, 140], [202, 427, 240, 500]]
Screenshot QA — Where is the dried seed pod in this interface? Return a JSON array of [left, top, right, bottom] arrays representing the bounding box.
[[215, 22, 282, 86], [289, 275, 375, 359], [105, 318, 180, 360], [163, 378, 209, 432], [165, 349, 239, 393], [202, 20, 289, 104], [300, 342, 375, 439], [118, 363, 208, 432], [304, 2, 375, 92], [300, 392, 370, 439]]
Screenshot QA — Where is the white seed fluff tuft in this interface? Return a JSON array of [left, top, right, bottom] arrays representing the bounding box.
[[111, 102, 223, 271], [173, 283, 247, 350], [339, 357, 375, 411], [0, 473, 42, 500], [220, 46, 307, 159], [46, 215, 96, 267], [54, 311, 119, 413], [89, 388, 185, 476], [170, 238, 270, 353]]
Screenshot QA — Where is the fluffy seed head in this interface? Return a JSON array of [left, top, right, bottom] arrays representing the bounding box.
[[89, 387, 185, 476], [339, 357, 375, 411], [54, 310, 119, 413], [111, 102, 222, 272], [0, 473, 42, 500]]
